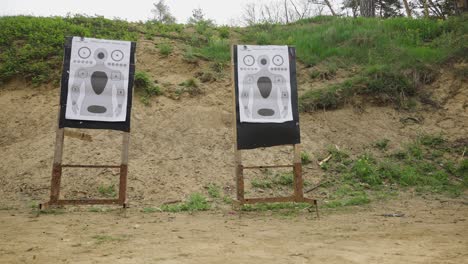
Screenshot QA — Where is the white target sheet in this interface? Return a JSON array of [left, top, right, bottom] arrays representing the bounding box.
[[65, 37, 131, 122], [237, 45, 293, 123]]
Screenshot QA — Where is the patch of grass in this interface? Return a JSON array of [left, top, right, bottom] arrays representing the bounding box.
[[419, 134, 445, 147], [207, 183, 221, 198], [92, 235, 124, 244], [196, 71, 215, 83], [299, 65, 416, 111], [301, 151, 312, 164], [161, 193, 210, 212], [406, 142, 423, 160], [319, 146, 352, 172], [98, 184, 116, 198], [324, 187, 371, 208], [196, 38, 230, 62], [457, 159, 468, 185], [321, 135, 467, 202], [217, 26, 230, 39], [142, 207, 161, 213], [88, 207, 104, 213], [222, 196, 233, 204], [157, 43, 173, 56], [374, 139, 390, 151], [182, 46, 198, 63], [36, 209, 66, 215], [210, 62, 225, 73], [241, 202, 311, 212], [276, 173, 294, 186], [351, 155, 382, 186], [251, 172, 294, 189], [134, 71, 161, 105], [179, 78, 198, 88], [310, 61, 339, 80], [178, 78, 202, 96], [251, 178, 273, 189]]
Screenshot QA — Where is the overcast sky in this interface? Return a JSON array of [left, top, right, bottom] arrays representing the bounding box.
[[2, 0, 342, 25], [2, 0, 266, 25]]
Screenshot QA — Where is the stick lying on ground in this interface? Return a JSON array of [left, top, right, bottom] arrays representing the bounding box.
[[64, 130, 92, 142], [318, 154, 332, 167], [305, 181, 329, 193]]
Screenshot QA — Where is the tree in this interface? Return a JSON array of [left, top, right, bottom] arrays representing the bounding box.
[[242, 3, 258, 25], [376, 0, 402, 17], [415, 0, 460, 18], [342, 0, 360, 17], [360, 0, 376, 16], [322, 0, 337, 15], [402, 0, 413, 17], [151, 0, 176, 24], [188, 7, 214, 25], [242, 0, 335, 25]]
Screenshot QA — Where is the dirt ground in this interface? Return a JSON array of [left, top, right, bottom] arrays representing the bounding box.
[[1, 196, 467, 264], [0, 38, 467, 263]]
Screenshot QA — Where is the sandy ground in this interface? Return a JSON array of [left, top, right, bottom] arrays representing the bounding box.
[[1, 196, 467, 264], [0, 38, 467, 263]]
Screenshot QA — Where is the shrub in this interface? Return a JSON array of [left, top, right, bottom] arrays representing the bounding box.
[[134, 71, 161, 104], [158, 43, 173, 56], [301, 151, 312, 164], [352, 155, 382, 185], [197, 38, 230, 62], [183, 46, 197, 63], [374, 139, 390, 151], [98, 184, 116, 197], [218, 26, 230, 39], [178, 78, 202, 96], [207, 183, 221, 198]]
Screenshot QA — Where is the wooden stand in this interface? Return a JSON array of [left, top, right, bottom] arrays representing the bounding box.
[[230, 46, 318, 217], [41, 128, 130, 209], [233, 144, 319, 217]]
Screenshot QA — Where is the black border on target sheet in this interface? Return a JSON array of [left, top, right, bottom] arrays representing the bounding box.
[[58, 36, 136, 132], [233, 45, 301, 150]]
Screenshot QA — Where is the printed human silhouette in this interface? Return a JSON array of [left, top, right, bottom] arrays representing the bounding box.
[[70, 48, 126, 117], [240, 54, 289, 119]]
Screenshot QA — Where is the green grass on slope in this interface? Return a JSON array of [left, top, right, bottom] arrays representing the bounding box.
[[243, 16, 467, 111], [319, 134, 467, 208], [1, 15, 466, 110], [0, 15, 138, 85], [243, 16, 467, 67]]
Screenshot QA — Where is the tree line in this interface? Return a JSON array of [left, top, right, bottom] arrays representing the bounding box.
[[151, 0, 467, 26]]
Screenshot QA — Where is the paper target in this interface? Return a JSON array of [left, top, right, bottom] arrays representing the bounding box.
[[236, 45, 293, 123], [65, 37, 131, 122]]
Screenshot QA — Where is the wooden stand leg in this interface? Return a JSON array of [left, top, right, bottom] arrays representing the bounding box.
[[293, 144, 303, 201], [119, 165, 128, 206], [50, 164, 62, 204], [236, 164, 244, 203], [47, 128, 65, 207], [120, 132, 130, 207], [314, 200, 320, 219], [293, 162, 303, 201]]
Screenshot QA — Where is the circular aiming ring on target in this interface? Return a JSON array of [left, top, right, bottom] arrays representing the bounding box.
[[78, 47, 91, 59], [272, 55, 284, 66], [111, 50, 124, 62], [243, 55, 255, 66]]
